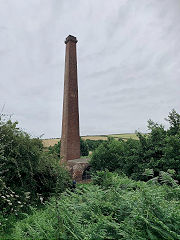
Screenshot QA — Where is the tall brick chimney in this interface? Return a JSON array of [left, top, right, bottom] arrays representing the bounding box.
[[60, 35, 80, 164]]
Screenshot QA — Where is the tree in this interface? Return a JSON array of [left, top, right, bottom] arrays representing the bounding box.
[[90, 110, 180, 182], [165, 108, 180, 135]]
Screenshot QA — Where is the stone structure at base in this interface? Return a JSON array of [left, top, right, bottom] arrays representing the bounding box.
[[60, 35, 90, 181], [67, 158, 90, 181]]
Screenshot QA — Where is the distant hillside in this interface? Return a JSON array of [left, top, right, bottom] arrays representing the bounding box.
[[42, 133, 139, 148]]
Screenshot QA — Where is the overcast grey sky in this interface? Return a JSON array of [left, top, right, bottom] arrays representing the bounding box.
[[0, 0, 179, 138]]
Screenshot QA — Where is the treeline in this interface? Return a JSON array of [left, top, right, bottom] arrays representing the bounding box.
[[49, 109, 180, 183], [90, 109, 180, 182]]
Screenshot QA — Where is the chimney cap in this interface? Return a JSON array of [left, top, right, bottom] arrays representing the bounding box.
[[65, 35, 78, 44]]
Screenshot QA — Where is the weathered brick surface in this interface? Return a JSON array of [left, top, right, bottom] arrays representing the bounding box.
[[67, 158, 90, 181], [60, 35, 80, 163]]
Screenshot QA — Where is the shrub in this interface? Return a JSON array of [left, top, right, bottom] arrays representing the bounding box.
[[85, 139, 107, 151], [48, 141, 61, 158], [0, 116, 71, 207], [0, 118, 42, 190], [80, 138, 89, 156], [0, 177, 31, 216], [90, 138, 141, 177], [90, 139, 124, 171], [33, 151, 71, 198], [0, 116, 71, 237]]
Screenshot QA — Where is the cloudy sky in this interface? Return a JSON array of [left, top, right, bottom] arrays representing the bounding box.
[[0, 0, 179, 138]]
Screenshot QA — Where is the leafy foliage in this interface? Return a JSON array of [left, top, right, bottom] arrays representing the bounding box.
[[48, 141, 61, 158], [85, 139, 107, 151], [80, 138, 89, 156], [0, 117, 71, 220], [0, 177, 31, 216], [1, 110, 180, 239], [0, 117, 70, 195], [13, 171, 180, 240], [90, 109, 180, 181]]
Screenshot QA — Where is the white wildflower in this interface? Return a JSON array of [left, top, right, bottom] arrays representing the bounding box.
[[24, 192, 31, 195], [40, 196, 43, 203]]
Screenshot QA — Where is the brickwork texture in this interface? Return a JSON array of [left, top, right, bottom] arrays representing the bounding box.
[[60, 35, 80, 163]]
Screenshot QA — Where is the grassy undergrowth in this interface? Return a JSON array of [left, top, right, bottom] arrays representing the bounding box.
[[10, 171, 180, 240]]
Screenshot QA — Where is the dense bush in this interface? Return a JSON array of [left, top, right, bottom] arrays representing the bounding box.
[[85, 139, 107, 151], [90, 109, 180, 181], [13, 171, 180, 240], [48, 141, 61, 157], [0, 117, 71, 215], [90, 137, 144, 179], [0, 118, 42, 190], [90, 139, 124, 171], [80, 138, 89, 156]]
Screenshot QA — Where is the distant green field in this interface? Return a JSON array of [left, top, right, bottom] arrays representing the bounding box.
[[42, 133, 143, 148], [108, 133, 139, 140]]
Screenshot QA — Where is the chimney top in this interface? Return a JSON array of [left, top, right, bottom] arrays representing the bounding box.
[[65, 35, 78, 44]]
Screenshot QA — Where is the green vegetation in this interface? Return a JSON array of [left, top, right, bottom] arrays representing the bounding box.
[[108, 133, 139, 140], [85, 139, 107, 151], [48, 140, 61, 157], [12, 171, 180, 240], [80, 138, 89, 156], [90, 109, 180, 182], [1, 109, 180, 239], [0, 115, 71, 237]]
